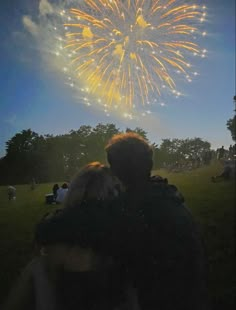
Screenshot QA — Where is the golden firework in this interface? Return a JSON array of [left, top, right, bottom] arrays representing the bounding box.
[[63, 0, 206, 109]]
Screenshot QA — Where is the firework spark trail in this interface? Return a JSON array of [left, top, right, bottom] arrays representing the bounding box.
[[51, 0, 207, 116]]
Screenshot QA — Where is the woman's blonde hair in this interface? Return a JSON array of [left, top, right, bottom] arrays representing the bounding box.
[[64, 162, 120, 208]]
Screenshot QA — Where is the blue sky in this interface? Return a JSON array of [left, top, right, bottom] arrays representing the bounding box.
[[0, 0, 235, 157]]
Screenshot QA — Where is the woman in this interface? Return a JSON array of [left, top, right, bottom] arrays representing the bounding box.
[[3, 162, 139, 310]]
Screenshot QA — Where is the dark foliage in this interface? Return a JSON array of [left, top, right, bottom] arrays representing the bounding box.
[[0, 124, 211, 185]]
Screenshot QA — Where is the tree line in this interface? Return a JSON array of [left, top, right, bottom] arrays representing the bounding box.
[[0, 123, 212, 185]]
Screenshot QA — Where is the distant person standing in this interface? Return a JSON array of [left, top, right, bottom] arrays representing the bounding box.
[[217, 146, 225, 160], [7, 186, 16, 201], [56, 183, 68, 204]]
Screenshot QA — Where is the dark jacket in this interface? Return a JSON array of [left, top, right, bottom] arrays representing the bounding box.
[[115, 176, 209, 310]]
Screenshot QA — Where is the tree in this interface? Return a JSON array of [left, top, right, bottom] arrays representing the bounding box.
[[126, 127, 149, 141], [58, 124, 120, 178], [154, 137, 211, 168], [63, 126, 93, 178], [0, 124, 212, 184], [0, 157, 9, 185], [42, 134, 67, 182], [5, 129, 46, 183], [157, 138, 182, 165], [226, 116, 236, 141], [92, 123, 120, 164], [179, 138, 211, 158]]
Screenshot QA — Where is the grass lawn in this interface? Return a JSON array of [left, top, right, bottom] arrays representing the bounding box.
[[0, 161, 235, 309]]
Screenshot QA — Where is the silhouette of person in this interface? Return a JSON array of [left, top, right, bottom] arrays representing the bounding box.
[[105, 132, 208, 310]]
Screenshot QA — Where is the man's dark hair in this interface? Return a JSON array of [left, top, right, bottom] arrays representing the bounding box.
[[105, 132, 153, 186]]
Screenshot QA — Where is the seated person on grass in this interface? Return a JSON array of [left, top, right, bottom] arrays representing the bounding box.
[[211, 159, 235, 182]]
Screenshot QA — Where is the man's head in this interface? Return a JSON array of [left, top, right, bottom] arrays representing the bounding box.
[[105, 132, 153, 187]]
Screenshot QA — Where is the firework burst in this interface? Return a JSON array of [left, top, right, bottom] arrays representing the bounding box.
[[54, 0, 207, 115]]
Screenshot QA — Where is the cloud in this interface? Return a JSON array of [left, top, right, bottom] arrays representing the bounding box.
[[39, 0, 54, 16], [22, 16, 39, 36]]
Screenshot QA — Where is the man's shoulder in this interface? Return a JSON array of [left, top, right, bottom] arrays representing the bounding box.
[[140, 177, 199, 239], [147, 175, 185, 204]]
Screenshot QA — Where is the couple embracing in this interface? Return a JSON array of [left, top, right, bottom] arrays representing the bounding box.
[[4, 133, 208, 310]]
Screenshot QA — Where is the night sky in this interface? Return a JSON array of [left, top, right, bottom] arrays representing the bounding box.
[[0, 0, 235, 157]]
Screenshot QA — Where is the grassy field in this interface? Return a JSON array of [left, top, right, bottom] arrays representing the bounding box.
[[0, 161, 235, 309]]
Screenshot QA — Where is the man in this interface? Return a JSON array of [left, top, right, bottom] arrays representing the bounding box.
[[105, 132, 208, 310]]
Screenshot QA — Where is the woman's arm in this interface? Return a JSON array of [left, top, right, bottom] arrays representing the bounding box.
[[3, 257, 59, 310], [2, 262, 34, 310]]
